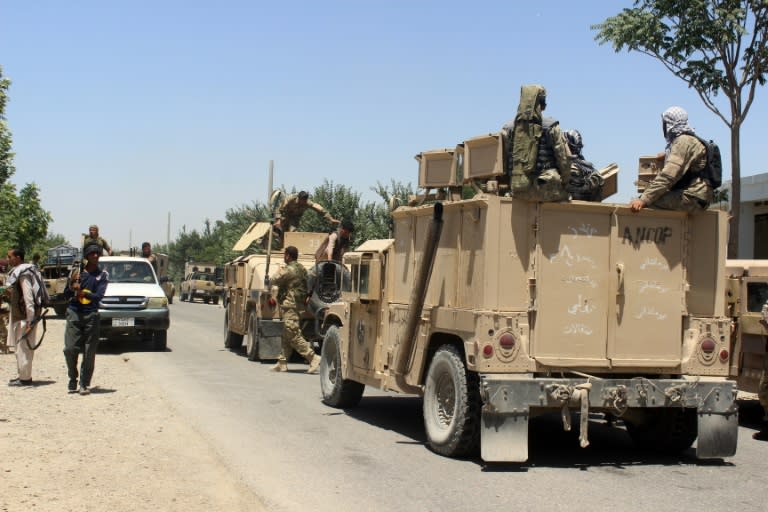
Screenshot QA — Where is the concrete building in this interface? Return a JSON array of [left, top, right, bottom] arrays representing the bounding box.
[[725, 173, 768, 258]]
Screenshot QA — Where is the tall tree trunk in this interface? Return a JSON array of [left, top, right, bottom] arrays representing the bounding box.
[[728, 123, 741, 258]]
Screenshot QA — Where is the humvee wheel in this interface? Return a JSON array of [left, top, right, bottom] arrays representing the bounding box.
[[203, 297, 210, 304], [212, 296, 219, 305], [625, 408, 697, 454], [223, 311, 243, 349], [320, 325, 364, 408], [53, 304, 68, 317], [246, 313, 259, 361], [423, 345, 481, 457]]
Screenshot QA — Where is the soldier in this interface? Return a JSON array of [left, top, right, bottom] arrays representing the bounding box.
[[630, 106, 714, 213], [565, 129, 604, 201], [315, 220, 355, 262], [274, 191, 339, 233], [504, 84, 570, 202], [82, 224, 113, 256], [5, 248, 43, 386], [755, 303, 768, 441], [0, 259, 9, 354], [141, 242, 157, 273], [270, 245, 321, 374], [64, 243, 109, 395]]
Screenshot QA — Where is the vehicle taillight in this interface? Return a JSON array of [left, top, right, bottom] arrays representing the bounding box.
[[499, 333, 516, 350], [719, 349, 729, 361], [700, 337, 716, 354], [268, 297, 276, 307], [482, 344, 493, 358]]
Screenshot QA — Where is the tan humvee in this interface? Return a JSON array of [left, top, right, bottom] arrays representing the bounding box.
[[223, 222, 345, 361], [318, 135, 737, 462], [725, 260, 768, 395], [180, 261, 220, 304]]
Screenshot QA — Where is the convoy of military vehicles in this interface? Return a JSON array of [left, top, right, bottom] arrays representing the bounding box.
[[21, 128, 768, 464]]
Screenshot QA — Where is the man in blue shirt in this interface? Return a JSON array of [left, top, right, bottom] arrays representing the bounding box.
[[64, 243, 108, 395]]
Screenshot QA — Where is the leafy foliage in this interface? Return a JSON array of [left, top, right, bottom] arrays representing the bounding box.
[[0, 65, 14, 187], [593, 0, 768, 256]]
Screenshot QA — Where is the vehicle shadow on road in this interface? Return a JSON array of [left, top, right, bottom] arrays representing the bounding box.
[[344, 398, 734, 470], [96, 337, 173, 355]]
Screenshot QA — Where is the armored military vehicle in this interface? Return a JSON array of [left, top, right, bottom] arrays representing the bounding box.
[[42, 244, 80, 316], [317, 133, 737, 462], [180, 261, 220, 304], [223, 221, 345, 361], [725, 260, 768, 396]]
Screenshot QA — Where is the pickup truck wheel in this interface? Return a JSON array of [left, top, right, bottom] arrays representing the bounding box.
[[223, 311, 243, 349], [423, 344, 481, 458], [212, 296, 219, 305], [320, 325, 364, 408], [53, 304, 68, 317], [203, 297, 210, 304], [152, 330, 168, 351], [625, 408, 697, 454], [246, 313, 259, 361]]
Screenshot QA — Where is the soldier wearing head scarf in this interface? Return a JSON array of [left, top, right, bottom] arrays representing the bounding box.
[[630, 106, 714, 212]]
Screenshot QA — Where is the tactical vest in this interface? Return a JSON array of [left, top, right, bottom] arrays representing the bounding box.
[[535, 118, 558, 173]]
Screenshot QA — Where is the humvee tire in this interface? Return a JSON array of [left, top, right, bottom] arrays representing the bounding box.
[[53, 304, 68, 317], [320, 326, 364, 408], [625, 408, 697, 454], [223, 311, 243, 349], [423, 345, 481, 457], [246, 313, 259, 361]]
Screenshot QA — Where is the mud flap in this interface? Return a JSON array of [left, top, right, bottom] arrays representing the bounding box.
[[696, 412, 738, 459], [481, 408, 529, 462], [258, 319, 284, 360]]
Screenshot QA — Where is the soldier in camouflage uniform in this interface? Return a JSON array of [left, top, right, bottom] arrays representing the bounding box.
[[274, 191, 339, 233], [504, 84, 571, 202], [755, 303, 768, 441], [82, 224, 113, 256], [630, 106, 713, 213], [270, 245, 321, 374], [0, 260, 9, 354]]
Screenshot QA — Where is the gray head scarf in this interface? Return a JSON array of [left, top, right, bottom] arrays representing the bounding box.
[[662, 106, 695, 155]]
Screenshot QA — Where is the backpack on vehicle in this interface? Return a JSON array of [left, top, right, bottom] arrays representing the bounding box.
[[694, 135, 723, 189], [503, 84, 547, 191]]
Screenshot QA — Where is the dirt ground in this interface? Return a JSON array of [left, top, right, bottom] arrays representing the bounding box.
[[0, 318, 265, 512]]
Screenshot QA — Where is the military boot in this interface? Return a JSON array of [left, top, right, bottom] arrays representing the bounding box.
[[306, 354, 321, 374], [270, 360, 288, 372]]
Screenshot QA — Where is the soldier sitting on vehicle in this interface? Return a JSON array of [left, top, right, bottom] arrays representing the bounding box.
[[564, 129, 604, 201], [503, 84, 571, 202], [629, 106, 714, 213]]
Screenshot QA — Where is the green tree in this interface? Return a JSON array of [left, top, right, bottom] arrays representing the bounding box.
[[0, 65, 53, 254], [594, 0, 768, 257], [0, 65, 14, 187]]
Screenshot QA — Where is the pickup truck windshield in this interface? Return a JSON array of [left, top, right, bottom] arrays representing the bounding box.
[[101, 261, 157, 284]]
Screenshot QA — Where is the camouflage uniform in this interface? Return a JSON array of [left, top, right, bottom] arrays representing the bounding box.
[[82, 236, 111, 256], [505, 84, 570, 202], [0, 272, 9, 354], [640, 134, 712, 212], [277, 194, 335, 232], [272, 260, 315, 365]]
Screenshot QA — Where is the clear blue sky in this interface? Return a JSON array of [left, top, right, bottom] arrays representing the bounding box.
[[2, 1, 766, 250]]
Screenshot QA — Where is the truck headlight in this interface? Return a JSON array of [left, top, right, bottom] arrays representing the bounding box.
[[148, 297, 168, 308]]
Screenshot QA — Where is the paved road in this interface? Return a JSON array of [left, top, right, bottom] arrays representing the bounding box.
[[115, 301, 768, 512]]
